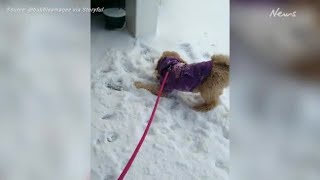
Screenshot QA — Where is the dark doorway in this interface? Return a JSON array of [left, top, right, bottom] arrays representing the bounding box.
[[92, 0, 125, 10]]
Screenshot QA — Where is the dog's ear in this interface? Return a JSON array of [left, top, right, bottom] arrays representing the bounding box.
[[160, 51, 188, 64], [155, 57, 164, 80], [212, 54, 229, 67], [162, 51, 180, 58], [176, 57, 188, 64], [155, 57, 163, 71], [163, 51, 186, 63]]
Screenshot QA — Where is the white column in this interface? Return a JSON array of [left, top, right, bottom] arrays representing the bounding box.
[[126, 0, 159, 37], [125, 0, 137, 36]]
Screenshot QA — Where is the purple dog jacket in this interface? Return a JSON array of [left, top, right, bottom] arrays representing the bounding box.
[[156, 57, 213, 93]]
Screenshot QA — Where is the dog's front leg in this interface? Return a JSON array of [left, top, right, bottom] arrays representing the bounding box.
[[134, 81, 167, 97]]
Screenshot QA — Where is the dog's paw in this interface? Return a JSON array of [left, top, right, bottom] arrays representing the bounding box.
[[192, 105, 208, 112], [192, 103, 215, 112], [134, 81, 144, 89]]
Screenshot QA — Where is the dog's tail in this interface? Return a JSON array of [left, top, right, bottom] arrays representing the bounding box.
[[211, 54, 229, 67]]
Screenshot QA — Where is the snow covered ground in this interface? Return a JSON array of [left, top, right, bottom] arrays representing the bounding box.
[[91, 0, 229, 179]]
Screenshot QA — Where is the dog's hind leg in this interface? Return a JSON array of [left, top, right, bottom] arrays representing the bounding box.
[[134, 81, 167, 97], [193, 98, 219, 112], [193, 89, 219, 112]]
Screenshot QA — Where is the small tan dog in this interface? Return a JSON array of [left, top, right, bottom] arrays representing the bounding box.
[[134, 51, 229, 112]]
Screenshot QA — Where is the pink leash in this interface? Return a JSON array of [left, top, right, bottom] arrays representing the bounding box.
[[118, 71, 170, 180]]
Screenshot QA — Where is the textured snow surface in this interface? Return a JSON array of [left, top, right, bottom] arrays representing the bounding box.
[[91, 0, 229, 179]]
